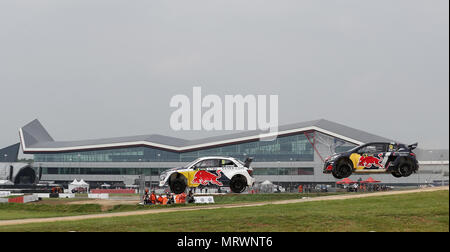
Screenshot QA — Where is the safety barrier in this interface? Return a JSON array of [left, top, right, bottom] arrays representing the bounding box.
[[33, 193, 75, 199], [23, 195, 39, 203], [0, 195, 40, 204], [8, 196, 24, 203], [194, 196, 215, 204], [88, 193, 109, 199], [0, 191, 11, 198], [34, 193, 50, 198], [90, 189, 136, 194]]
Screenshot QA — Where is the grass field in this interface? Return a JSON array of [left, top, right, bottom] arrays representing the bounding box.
[[0, 190, 448, 232], [0, 193, 333, 220]]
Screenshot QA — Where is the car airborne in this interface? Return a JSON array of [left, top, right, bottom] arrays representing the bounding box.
[[159, 156, 255, 194], [323, 142, 419, 179]]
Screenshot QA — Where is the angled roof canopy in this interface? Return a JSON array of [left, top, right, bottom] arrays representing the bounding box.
[[0, 143, 21, 162], [19, 119, 393, 154]]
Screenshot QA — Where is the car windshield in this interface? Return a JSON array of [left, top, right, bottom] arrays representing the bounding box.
[[348, 145, 362, 153], [184, 159, 201, 168]]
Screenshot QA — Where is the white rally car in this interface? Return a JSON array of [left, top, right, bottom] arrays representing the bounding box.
[[159, 156, 255, 194]]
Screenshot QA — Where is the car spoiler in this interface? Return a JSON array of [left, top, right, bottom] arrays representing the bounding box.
[[408, 142, 418, 151], [244, 157, 254, 168]]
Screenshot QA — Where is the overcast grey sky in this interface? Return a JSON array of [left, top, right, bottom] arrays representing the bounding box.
[[0, 0, 448, 151]]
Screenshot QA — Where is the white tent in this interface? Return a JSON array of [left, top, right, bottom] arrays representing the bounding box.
[[0, 180, 14, 186], [260, 180, 274, 193], [79, 179, 89, 186], [69, 179, 89, 192]]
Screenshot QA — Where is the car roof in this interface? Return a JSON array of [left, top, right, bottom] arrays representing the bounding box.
[[359, 141, 399, 146], [195, 156, 237, 161]]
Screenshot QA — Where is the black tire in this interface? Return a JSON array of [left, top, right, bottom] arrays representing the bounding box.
[[332, 169, 344, 179], [230, 175, 247, 193], [392, 172, 403, 178], [332, 159, 353, 179], [170, 174, 187, 194], [398, 160, 414, 177]]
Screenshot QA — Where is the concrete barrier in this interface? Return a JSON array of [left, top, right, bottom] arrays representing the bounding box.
[[90, 189, 136, 194], [0, 195, 39, 204], [59, 193, 75, 198], [88, 193, 109, 199], [23, 195, 39, 203], [33, 193, 75, 199], [194, 196, 215, 204], [33, 193, 49, 198], [0, 191, 11, 198]]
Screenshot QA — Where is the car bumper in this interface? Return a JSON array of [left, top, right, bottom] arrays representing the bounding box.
[[249, 177, 256, 187]]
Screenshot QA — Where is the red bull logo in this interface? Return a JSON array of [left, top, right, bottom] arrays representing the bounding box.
[[358, 154, 384, 169], [192, 170, 223, 186]]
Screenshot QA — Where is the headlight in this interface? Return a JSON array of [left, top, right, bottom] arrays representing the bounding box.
[[160, 174, 166, 181]]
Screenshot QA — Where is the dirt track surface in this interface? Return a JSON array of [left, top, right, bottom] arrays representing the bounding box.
[[0, 186, 447, 227], [67, 199, 140, 211]]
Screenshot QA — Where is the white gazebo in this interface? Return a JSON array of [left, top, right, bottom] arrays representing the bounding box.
[[101, 183, 111, 188], [260, 180, 274, 193], [68, 179, 90, 192]]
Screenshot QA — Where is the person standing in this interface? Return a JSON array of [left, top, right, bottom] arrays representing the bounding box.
[[143, 188, 149, 205], [187, 190, 195, 204], [150, 190, 157, 205]]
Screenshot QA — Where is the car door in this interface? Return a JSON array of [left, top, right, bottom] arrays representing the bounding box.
[[354, 143, 388, 170], [190, 159, 222, 187], [217, 159, 237, 186]]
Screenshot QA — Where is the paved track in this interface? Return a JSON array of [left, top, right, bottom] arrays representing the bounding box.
[[0, 186, 447, 227]]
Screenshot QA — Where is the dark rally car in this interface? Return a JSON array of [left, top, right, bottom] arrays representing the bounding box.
[[323, 142, 419, 179]]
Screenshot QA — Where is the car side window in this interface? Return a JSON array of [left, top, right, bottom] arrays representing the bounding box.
[[377, 144, 388, 152], [193, 159, 220, 169], [358, 144, 387, 154], [220, 159, 237, 167]]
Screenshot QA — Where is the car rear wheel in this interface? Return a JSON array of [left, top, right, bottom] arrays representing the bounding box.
[[398, 160, 414, 177], [230, 175, 247, 193], [392, 172, 403, 178]]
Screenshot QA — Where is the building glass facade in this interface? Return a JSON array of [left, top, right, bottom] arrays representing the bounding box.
[[35, 131, 360, 181], [43, 167, 168, 176], [35, 133, 315, 163]]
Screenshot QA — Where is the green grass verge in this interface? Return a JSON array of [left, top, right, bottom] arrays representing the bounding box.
[[0, 193, 336, 220], [0, 190, 447, 232], [0, 203, 102, 220]]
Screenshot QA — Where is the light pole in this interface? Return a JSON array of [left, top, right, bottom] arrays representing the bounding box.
[[78, 154, 82, 183], [441, 154, 445, 187]]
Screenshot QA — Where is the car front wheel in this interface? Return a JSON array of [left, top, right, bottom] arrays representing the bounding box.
[[170, 174, 187, 194], [332, 160, 353, 179]]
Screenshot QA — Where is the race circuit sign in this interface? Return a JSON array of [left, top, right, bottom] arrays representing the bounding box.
[[193, 196, 215, 204]]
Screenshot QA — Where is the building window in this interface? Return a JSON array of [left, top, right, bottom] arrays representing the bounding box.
[[253, 167, 314, 176], [34, 131, 359, 163]]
